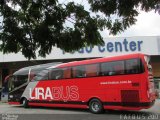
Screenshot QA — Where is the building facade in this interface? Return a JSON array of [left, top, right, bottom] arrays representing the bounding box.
[[0, 36, 160, 94]]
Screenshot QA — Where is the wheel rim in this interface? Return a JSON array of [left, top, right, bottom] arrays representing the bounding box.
[[91, 102, 100, 112]]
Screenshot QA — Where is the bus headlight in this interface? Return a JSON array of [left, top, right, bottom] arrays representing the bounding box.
[[9, 95, 13, 98]]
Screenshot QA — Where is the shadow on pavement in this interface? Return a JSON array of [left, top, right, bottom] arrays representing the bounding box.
[[12, 105, 160, 115]]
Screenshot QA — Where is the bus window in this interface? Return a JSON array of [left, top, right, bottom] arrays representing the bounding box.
[[29, 72, 36, 81], [85, 64, 99, 77], [126, 59, 141, 74], [29, 69, 43, 81], [34, 69, 49, 81], [63, 68, 71, 79], [50, 69, 64, 80], [72, 65, 86, 78], [101, 61, 125, 76]]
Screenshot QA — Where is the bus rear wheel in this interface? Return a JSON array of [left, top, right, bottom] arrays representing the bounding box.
[[22, 98, 29, 108], [89, 99, 104, 114]]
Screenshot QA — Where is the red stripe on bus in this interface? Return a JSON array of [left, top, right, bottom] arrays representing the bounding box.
[[29, 102, 87, 109]]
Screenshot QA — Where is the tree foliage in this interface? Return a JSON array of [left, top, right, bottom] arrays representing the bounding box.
[[0, 0, 159, 59]]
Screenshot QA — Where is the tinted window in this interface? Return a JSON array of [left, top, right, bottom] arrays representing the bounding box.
[[34, 69, 49, 81], [29, 69, 45, 81], [14, 75, 28, 86], [63, 68, 71, 79], [126, 59, 142, 74], [85, 64, 99, 77], [101, 61, 125, 76], [50, 68, 64, 80], [72, 66, 86, 78]]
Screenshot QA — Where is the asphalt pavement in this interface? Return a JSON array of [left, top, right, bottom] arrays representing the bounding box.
[[0, 99, 160, 120]]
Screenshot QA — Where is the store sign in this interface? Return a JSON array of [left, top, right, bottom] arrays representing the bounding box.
[[61, 36, 159, 58], [64, 39, 143, 54]]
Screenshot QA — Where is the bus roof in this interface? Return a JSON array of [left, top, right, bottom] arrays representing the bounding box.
[[56, 53, 146, 68], [13, 62, 61, 75]]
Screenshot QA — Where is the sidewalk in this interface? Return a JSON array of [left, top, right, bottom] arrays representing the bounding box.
[[0, 101, 8, 104]]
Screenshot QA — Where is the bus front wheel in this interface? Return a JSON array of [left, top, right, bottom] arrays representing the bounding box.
[[22, 98, 29, 108], [89, 98, 104, 114]]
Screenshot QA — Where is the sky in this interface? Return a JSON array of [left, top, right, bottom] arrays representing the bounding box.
[[60, 0, 160, 38], [104, 10, 160, 38]]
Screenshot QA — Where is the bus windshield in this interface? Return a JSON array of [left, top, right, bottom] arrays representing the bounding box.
[[8, 75, 28, 92], [7, 63, 60, 92]]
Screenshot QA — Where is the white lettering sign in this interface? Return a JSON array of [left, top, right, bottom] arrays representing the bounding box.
[[29, 86, 79, 101]]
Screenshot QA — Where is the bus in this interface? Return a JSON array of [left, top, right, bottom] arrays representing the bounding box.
[[8, 53, 156, 113]]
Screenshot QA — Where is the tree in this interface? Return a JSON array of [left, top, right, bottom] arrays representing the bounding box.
[[0, 0, 159, 59]]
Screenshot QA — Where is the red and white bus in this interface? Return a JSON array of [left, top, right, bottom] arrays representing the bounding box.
[[8, 53, 156, 113]]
